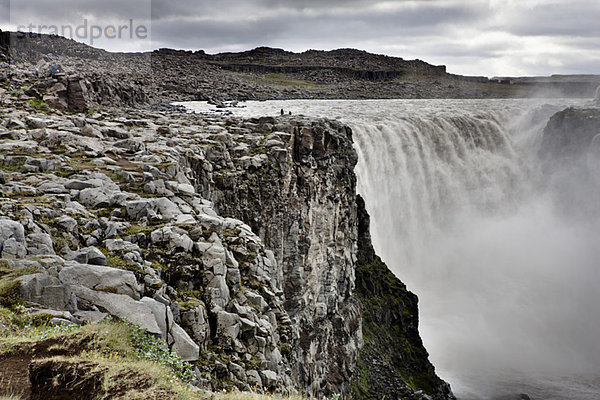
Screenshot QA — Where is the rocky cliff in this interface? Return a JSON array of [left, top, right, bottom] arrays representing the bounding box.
[[0, 45, 454, 399], [189, 116, 363, 396]]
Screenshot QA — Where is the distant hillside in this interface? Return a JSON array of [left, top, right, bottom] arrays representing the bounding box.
[[2, 30, 598, 104]]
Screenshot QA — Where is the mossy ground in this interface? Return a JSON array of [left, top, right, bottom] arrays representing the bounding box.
[[0, 308, 197, 400], [0, 307, 311, 400]]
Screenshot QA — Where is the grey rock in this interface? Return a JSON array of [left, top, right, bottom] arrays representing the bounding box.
[[180, 305, 210, 347], [59, 263, 141, 300], [49, 317, 76, 327], [65, 179, 95, 190], [246, 291, 269, 313], [56, 216, 78, 231], [0, 219, 27, 258], [18, 273, 77, 312], [74, 310, 109, 323], [150, 226, 193, 252], [139, 297, 173, 341], [26, 233, 55, 256], [154, 197, 182, 220], [216, 311, 241, 348], [205, 273, 230, 309], [79, 187, 116, 208], [2, 237, 27, 258], [228, 362, 247, 381], [246, 370, 262, 388], [37, 182, 67, 195], [170, 322, 200, 362], [70, 285, 161, 335], [65, 246, 107, 266], [25, 116, 49, 129], [104, 239, 141, 253], [260, 370, 279, 389]]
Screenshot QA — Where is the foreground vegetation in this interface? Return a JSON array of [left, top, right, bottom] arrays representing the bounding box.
[[0, 307, 310, 400]]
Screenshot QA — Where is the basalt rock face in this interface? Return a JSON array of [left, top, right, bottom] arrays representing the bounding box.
[[351, 196, 455, 400], [188, 116, 363, 397]]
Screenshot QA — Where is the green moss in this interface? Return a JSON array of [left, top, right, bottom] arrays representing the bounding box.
[[28, 98, 51, 112], [222, 227, 241, 238], [105, 255, 144, 276], [8, 88, 24, 97], [279, 343, 291, 357], [52, 234, 79, 256], [351, 197, 451, 399], [177, 290, 205, 311], [0, 264, 45, 309], [0, 279, 22, 308], [125, 224, 159, 236]]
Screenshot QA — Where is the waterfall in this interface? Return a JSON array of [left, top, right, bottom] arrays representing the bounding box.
[[351, 101, 600, 399], [179, 98, 600, 399]]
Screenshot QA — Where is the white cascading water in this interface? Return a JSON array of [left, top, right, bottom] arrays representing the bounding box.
[[179, 99, 600, 399]]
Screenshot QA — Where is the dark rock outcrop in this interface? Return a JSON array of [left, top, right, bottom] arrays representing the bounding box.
[[540, 107, 600, 162], [540, 106, 600, 220], [351, 195, 455, 400]]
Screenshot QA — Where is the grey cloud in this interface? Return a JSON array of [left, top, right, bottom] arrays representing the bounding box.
[[1, 0, 599, 76], [150, 1, 487, 52], [496, 1, 600, 38], [0, 0, 9, 24], [9, 0, 151, 23]]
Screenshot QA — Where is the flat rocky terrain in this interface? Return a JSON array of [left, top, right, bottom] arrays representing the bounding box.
[[3, 30, 598, 106]]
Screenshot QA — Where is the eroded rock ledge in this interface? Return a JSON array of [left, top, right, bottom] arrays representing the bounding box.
[[0, 82, 453, 398]]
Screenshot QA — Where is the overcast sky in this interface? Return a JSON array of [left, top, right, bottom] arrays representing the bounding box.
[[3, 0, 600, 77]]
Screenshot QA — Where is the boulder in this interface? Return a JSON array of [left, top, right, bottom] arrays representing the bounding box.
[[18, 273, 77, 312], [260, 370, 279, 389], [59, 263, 141, 300], [0, 219, 26, 258], [170, 323, 200, 362], [56, 216, 78, 231], [26, 233, 55, 256], [79, 187, 117, 208], [180, 305, 210, 347], [65, 179, 95, 190], [65, 246, 107, 266], [70, 285, 160, 335], [139, 297, 200, 361], [246, 370, 262, 388], [150, 226, 193, 252]]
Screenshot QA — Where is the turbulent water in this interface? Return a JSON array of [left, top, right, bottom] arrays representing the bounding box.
[[178, 99, 600, 400]]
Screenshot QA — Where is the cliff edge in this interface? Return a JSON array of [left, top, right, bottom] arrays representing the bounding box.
[[0, 45, 453, 399]]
